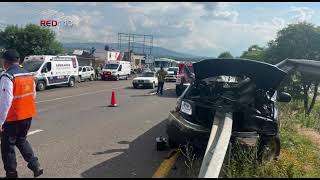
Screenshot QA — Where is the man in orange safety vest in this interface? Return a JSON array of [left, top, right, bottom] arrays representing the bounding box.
[[0, 49, 43, 178]]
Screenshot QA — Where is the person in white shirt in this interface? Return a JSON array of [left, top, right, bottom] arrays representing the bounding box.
[[0, 49, 43, 178]]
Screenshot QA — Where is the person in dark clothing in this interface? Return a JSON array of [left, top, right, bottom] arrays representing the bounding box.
[[0, 49, 43, 178], [156, 66, 168, 96]]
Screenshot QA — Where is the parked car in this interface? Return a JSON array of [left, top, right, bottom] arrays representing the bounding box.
[[176, 63, 194, 96], [166, 58, 292, 161], [165, 67, 179, 82], [132, 71, 158, 89], [78, 66, 95, 82]]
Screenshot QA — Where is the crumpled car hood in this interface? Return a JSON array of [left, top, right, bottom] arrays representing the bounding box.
[[193, 58, 287, 89]]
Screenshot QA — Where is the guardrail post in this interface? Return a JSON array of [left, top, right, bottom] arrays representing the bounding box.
[[198, 112, 233, 178]]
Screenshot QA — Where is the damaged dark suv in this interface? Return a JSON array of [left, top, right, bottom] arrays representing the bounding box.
[[166, 58, 292, 161]]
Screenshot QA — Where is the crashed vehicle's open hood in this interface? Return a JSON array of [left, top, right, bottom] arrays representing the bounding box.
[[193, 58, 287, 89]]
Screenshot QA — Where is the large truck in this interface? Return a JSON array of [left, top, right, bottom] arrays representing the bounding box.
[[175, 62, 194, 96], [23, 55, 79, 91]]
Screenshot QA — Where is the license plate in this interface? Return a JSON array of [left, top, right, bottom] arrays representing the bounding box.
[[139, 84, 143, 87]]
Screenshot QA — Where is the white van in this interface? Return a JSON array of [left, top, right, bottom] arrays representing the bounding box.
[[101, 60, 131, 81], [23, 55, 79, 91]]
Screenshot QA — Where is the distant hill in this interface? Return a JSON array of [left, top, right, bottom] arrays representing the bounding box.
[[62, 42, 204, 60]]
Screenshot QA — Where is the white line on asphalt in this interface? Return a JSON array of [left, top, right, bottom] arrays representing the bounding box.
[[36, 87, 123, 104], [27, 129, 43, 136]]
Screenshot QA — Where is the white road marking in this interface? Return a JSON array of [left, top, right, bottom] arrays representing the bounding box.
[[27, 129, 43, 136], [36, 86, 123, 104]]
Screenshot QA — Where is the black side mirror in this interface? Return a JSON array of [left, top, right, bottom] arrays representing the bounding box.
[[277, 92, 292, 103]]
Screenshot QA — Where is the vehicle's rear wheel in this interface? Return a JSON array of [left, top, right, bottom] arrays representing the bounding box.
[[125, 75, 129, 80], [151, 82, 155, 89], [257, 135, 280, 162], [68, 77, 75, 87], [37, 81, 46, 91]]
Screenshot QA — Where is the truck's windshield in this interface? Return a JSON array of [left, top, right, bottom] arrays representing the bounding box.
[[105, 64, 119, 70], [22, 60, 44, 72]]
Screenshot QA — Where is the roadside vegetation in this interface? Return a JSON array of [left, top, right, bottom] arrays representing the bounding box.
[[200, 22, 320, 178], [220, 100, 320, 178]]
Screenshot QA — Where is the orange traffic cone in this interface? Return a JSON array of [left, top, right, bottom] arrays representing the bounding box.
[[109, 90, 118, 107]]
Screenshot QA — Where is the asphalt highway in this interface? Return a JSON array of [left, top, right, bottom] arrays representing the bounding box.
[[0, 79, 188, 178]]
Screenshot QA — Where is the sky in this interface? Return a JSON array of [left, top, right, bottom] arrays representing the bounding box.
[[0, 2, 320, 57]]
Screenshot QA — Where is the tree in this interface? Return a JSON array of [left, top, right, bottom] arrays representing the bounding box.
[[218, 51, 233, 58], [264, 22, 320, 115], [240, 45, 266, 61], [0, 24, 63, 63]]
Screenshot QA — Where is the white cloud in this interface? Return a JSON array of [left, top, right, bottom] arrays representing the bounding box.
[[5, 2, 313, 56], [195, 2, 239, 22], [40, 9, 114, 43], [290, 6, 314, 22]]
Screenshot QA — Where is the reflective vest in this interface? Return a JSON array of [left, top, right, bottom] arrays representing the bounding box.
[[4, 72, 37, 122]]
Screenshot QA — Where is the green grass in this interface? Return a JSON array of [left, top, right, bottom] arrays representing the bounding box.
[[220, 101, 320, 178]]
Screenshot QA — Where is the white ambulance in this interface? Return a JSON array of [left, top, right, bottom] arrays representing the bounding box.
[[23, 55, 79, 91], [101, 60, 131, 81]]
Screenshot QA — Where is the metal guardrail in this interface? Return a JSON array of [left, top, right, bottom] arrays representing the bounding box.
[[198, 112, 233, 178]]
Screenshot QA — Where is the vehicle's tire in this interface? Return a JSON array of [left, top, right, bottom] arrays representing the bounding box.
[[90, 75, 94, 81], [68, 77, 75, 87], [133, 85, 138, 89], [116, 75, 120, 81], [257, 135, 280, 162], [151, 82, 155, 89], [37, 81, 46, 91], [125, 74, 129, 80]]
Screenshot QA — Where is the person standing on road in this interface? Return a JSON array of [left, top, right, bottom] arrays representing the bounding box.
[[156, 66, 167, 96], [95, 65, 101, 80], [0, 49, 43, 178]]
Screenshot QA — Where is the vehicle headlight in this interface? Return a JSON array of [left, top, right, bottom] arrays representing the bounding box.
[[180, 100, 192, 115]]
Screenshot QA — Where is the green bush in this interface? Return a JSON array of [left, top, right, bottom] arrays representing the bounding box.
[[220, 101, 320, 178]]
